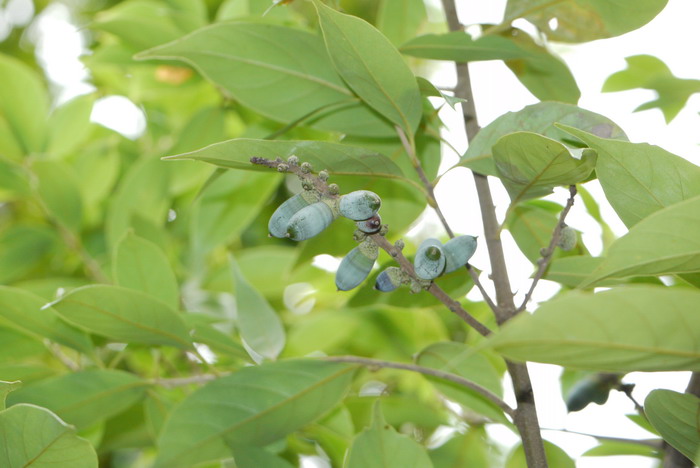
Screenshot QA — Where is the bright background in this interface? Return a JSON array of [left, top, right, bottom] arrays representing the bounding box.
[[3, 0, 699, 465]]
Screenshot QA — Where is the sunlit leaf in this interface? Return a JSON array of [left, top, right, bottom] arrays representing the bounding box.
[[645, 390, 700, 464], [487, 286, 700, 372], [315, 0, 422, 135], [154, 360, 355, 468]]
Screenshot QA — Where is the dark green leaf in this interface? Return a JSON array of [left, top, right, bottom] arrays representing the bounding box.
[[459, 101, 625, 176], [492, 132, 596, 202], [558, 125, 700, 227], [51, 285, 193, 349], [487, 286, 700, 372], [113, 232, 180, 309], [154, 360, 355, 468], [315, 0, 422, 135], [7, 370, 148, 429], [0, 404, 98, 467], [345, 402, 433, 468], [500, 0, 668, 42], [645, 389, 700, 464]]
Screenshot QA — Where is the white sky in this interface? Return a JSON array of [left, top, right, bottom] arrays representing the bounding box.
[[18, 0, 699, 466]]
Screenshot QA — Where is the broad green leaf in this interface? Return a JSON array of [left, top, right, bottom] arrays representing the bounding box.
[[0, 54, 49, 158], [0, 404, 98, 467], [416, 342, 507, 423], [645, 389, 700, 464], [0, 327, 46, 362], [191, 170, 279, 252], [492, 132, 596, 203], [231, 446, 296, 468], [0, 286, 93, 354], [582, 440, 661, 458], [545, 256, 663, 288], [500, 0, 668, 42], [51, 285, 193, 349], [506, 440, 574, 468], [579, 195, 700, 287], [113, 232, 179, 309], [7, 370, 148, 429], [345, 402, 433, 468], [506, 200, 586, 263], [31, 160, 84, 233], [315, 0, 422, 135], [136, 22, 396, 137], [0, 381, 20, 410], [430, 428, 493, 468], [558, 125, 700, 227], [487, 286, 700, 372], [459, 101, 625, 176], [302, 406, 355, 468], [416, 77, 464, 110], [230, 255, 285, 361], [154, 360, 355, 468], [45, 94, 96, 157], [502, 28, 580, 103], [0, 224, 56, 285], [164, 138, 405, 179], [376, 0, 427, 46], [603, 55, 700, 123], [400, 31, 528, 61]]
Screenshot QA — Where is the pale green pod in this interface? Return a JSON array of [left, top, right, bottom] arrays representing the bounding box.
[[286, 200, 335, 241], [375, 267, 402, 292], [335, 240, 378, 291], [339, 190, 381, 221], [268, 192, 317, 238], [414, 238, 446, 280], [558, 226, 577, 251], [443, 235, 478, 273], [356, 214, 382, 234]]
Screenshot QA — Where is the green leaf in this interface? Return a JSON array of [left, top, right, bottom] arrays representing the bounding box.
[[0, 286, 93, 355], [459, 101, 625, 176], [231, 446, 296, 468], [315, 0, 422, 135], [113, 232, 179, 309], [506, 440, 574, 468], [558, 125, 700, 227], [7, 370, 148, 430], [0, 381, 21, 410], [430, 428, 493, 468], [345, 401, 434, 468], [45, 94, 96, 157], [545, 256, 662, 288], [487, 286, 700, 372], [0, 225, 57, 284], [230, 255, 285, 361], [0, 404, 98, 467], [579, 195, 700, 287], [416, 342, 507, 423], [645, 389, 700, 464], [164, 138, 406, 179], [603, 55, 700, 123], [501, 0, 668, 42], [51, 285, 193, 349], [582, 440, 661, 458], [376, 0, 427, 46], [154, 360, 355, 468], [492, 132, 596, 202], [0, 53, 49, 158], [31, 160, 84, 233], [400, 31, 529, 61], [136, 22, 395, 137], [416, 77, 464, 110], [183, 314, 250, 361], [502, 28, 580, 103]]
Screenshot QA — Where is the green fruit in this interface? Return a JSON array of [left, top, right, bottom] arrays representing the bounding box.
[[443, 235, 478, 273], [375, 267, 402, 292], [566, 373, 620, 412], [558, 226, 577, 251], [286, 200, 336, 241], [356, 214, 382, 234], [335, 240, 378, 291], [268, 192, 318, 238], [414, 238, 446, 280], [339, 190, 381, 221]]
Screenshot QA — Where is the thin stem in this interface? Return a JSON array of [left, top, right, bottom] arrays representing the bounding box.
[[467, 265, 499, 312], [516, 185, 577, 314], [325, 355, 515, 417]]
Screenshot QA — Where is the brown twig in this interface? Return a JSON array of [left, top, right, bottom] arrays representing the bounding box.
[[516, 185, 577, 314], [325, 355, 514, 417]]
